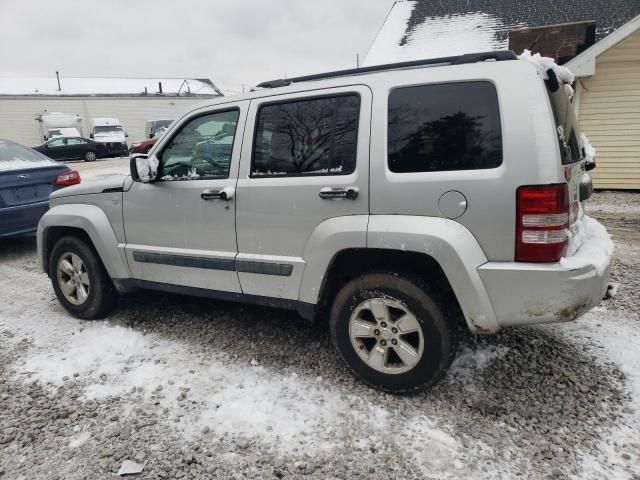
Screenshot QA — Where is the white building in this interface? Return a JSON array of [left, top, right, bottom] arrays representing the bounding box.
[[0, 75, 222, 146]]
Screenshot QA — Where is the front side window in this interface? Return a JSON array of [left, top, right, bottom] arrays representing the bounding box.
[[66, 138, 85, 145], [252, 94, 360, 176], [47, 138, 65, 147], [388, 82, 502, 173], [158, 109, 239, 181]]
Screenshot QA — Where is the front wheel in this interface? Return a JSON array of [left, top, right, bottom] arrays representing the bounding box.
[[330, 273, 457, 394], [84, 150, 97, 162], [49, 236, 118, 319]]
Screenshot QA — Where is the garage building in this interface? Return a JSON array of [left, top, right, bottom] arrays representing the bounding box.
[[0, 75, 222, 146]]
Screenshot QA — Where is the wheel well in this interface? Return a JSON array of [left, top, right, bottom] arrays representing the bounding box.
[[42, 226, 93, 275], [317, 249, 463, 322]]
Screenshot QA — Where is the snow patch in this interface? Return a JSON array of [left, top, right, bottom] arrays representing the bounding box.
[[581, 133, 596, 168], [518, 49, 575, 96], [561, 214, 614, 275], [364, 6, 512, 65], [68, 431, 91, 449]]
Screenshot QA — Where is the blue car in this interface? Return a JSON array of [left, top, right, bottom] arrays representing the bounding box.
[[0, 139, 80, 238]]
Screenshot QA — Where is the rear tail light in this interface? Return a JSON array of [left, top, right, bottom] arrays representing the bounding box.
[[55, 170, 81, 186], [516, 184, 569, 262]]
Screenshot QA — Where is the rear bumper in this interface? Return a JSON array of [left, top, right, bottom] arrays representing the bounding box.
[[0, 201, 49, 238], [478, 258, 611, 327]]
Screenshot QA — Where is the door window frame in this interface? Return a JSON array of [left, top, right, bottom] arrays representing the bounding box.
[[154, 106, 242, 182], [249, 92, 362, 179]]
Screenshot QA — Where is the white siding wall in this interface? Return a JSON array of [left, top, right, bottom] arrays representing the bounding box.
[[0, 96, 217, 147], [577, 30, 640, 190]]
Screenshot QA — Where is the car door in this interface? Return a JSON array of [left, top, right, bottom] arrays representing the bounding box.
[[64, 138, 84, 159], [123, 101, 248, 292], [43, 138, 66, 159], [235, 86, 371, 300]]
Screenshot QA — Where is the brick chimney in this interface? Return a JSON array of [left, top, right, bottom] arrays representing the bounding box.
[[509, 21, 596, 64]]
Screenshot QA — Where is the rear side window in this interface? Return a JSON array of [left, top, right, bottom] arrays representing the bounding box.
[[388, 81, 502, 173], [252, 94, 360, 177]]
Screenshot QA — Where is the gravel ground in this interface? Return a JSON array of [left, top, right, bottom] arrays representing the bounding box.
[[0, 183, 639, 479]]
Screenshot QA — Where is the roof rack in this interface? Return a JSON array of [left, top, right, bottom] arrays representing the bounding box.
[[256, 50, 518, 89]]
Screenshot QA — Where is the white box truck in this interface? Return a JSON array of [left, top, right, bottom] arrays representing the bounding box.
[[89, 118, 128, 157], [35, 112, 83, 141]]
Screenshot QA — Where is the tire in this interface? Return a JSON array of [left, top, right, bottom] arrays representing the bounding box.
[[330, 272, 457, 394], [49, 235, 118, 319], [84, 150, 97, 162]]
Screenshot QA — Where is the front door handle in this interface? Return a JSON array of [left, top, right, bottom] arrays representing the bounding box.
[[201, 186, 235, 201], [319, 186, 359, 200]]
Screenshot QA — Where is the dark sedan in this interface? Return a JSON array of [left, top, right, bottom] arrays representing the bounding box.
[[33, 136, 106, 162], [1, 139, 80, 238]]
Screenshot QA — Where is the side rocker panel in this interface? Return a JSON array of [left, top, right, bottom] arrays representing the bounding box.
[[37, 204, 131, 279], [367, 215, 500, 334]]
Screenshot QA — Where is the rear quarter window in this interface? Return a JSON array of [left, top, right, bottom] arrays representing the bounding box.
[[388, 81, 503, 173]]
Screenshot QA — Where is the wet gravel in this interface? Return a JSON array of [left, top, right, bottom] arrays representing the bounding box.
[[1, 190, 639, 479]]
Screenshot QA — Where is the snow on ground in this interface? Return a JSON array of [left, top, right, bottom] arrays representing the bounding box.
[[550, 307, 640, 479], [0, 263, 463, 472]]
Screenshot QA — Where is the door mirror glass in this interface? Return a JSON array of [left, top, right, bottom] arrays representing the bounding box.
[[130, 154, 158, 183]]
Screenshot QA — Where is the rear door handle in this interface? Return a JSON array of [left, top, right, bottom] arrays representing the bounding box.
[[319, 186, 359, 200], [201, 186, 235, 201]]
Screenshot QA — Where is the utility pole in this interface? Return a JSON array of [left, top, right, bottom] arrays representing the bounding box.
[[55, 71, 61, 91], [356, 53, 360, 68]]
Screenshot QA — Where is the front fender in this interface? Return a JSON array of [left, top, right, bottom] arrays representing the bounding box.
[[367, 215, 499, 334], [37, 204, 130, 279]]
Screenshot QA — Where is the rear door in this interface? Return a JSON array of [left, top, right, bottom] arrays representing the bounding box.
[[235, 86, 371, 299]]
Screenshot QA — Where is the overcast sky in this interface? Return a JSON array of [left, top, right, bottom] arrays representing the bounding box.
[[0, 0, 396, 94]]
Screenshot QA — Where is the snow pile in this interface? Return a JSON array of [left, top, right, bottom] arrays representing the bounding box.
[[581, 133, 596, 168], [403, 416, 464, 474], [561, 214, 614, 275], [518, 50, 575, 98]]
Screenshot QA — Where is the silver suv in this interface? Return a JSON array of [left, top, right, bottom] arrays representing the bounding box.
[[37, 51, 612, 393]]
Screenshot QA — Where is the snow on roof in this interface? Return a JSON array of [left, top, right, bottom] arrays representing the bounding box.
[[364, 2, 511, 66], [0, 76, 222, 97], [364, 0, 640, 66]]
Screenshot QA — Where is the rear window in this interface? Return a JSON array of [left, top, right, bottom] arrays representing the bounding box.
[[548, 88, 581, 165], [388, 81, 503, 173], [0, 140, 52, 171]]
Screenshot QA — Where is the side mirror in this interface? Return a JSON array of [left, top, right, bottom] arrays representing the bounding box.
[[90, 133, 94, 139], [125, 132, 129, 138], [130, 154, 158, 183]]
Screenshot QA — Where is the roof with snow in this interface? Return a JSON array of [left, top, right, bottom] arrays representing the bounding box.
[[364, 0, 640, 66], [0, 76, 222, 97]]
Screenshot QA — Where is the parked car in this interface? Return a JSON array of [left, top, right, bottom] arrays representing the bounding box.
[[1, 139, 80, 238], [90, 118, 128, 157], [129, 126, 170, 155], [37, 51, 610, 393], [33, 136, 106, 162]]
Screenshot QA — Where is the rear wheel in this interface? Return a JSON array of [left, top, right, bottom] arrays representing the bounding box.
[[84, 150, 97, 162], [49, 236, 118, 319], [330, 273, 457, 394]]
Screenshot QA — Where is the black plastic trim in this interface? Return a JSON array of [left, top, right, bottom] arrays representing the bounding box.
[[132, 251, 235, 271], [132, 251, 293, 276], [112, 278, 316, 321], [102, 186, 124, 193]]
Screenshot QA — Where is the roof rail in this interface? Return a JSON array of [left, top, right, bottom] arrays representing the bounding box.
[[256, 50, 518, 89]]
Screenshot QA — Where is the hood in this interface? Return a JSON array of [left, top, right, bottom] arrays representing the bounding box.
[[50, 175, 127, 199]]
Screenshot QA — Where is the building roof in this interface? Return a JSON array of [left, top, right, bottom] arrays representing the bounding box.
[[566, 14, 640, 76], [364, 0, 640, 66], [0, 76, 222, 97]]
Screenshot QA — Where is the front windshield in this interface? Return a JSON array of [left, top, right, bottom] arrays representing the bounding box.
[[94, 126, 123, 135]]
